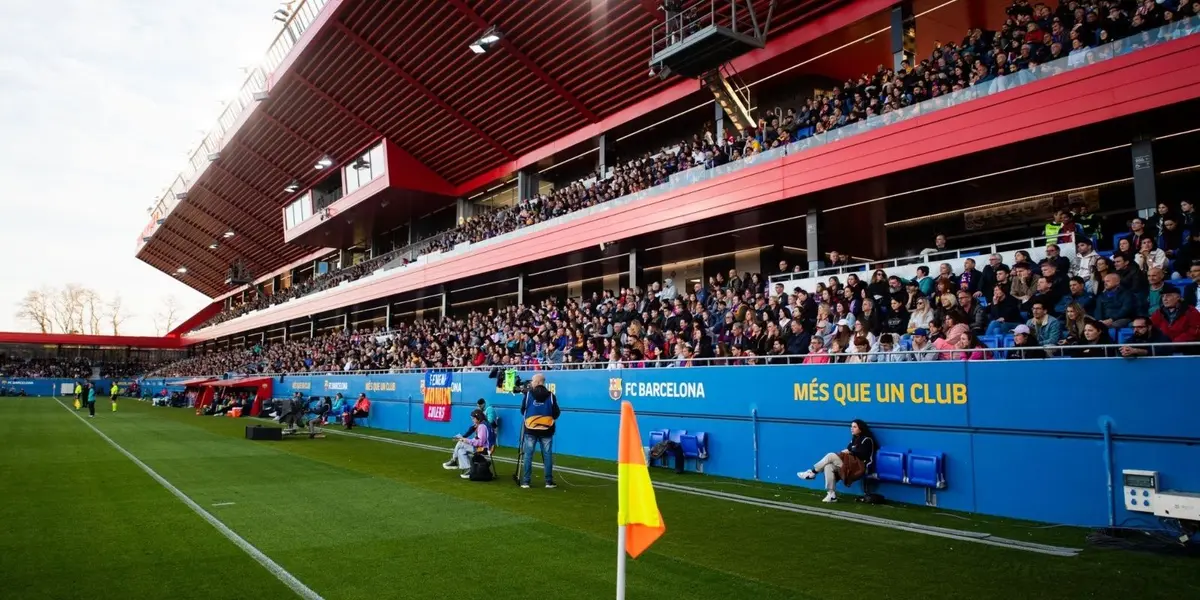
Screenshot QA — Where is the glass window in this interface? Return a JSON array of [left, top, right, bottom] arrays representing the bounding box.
[[369, 143, 385, 180]]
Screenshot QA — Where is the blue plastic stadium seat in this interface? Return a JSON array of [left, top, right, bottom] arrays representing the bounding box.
[[980, 334, 1000, 349], [1112, 231, 1132, 249], [1117, 328, 1135, 344], [668, 429, 686, 444], [648, 430, 667, 446], [679, 434, 700, 459], [874, 447, 906, 483], [906, 449, 946, 488], [1168, 278, 1191, 289], [694, 432, 708, 458]]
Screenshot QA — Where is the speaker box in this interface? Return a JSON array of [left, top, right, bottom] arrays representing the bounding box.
[[246, 425, 283, 441]]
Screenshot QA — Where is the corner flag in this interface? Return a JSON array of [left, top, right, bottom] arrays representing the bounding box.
[[616, 401, 665, 597]]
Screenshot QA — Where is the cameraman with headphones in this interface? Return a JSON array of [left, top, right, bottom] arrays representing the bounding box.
[[519, 373, 560, 489]]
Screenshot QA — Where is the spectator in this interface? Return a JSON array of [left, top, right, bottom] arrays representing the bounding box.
[[1094, 273, 1136, 329], [1119, 316, 1173, 358], [1151, 285, 1200, 345], [1071, 238, 1099, 280], [1008, 324, 1046, 359], [978, 253, 1008, 300], [869, 333, 910, 363], [1026, 300, 1062, 347], [908, 328, 938, 361], [1115, 251, 1148, 293], [1134, 237, 1168, 272], [1145, 267, 1168, 315], [1056, 276, 1096, 316], [796, 419, 877, 503], [957, 290, 987, 334], [985, 285, 1023, 336], [1068, 319, 1115, 358], [1185, 262, 1200, 308]]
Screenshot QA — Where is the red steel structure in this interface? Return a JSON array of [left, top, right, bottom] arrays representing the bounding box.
[[133, 0, 1200, 345]]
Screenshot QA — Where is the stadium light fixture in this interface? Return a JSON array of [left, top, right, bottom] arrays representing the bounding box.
[[273, 8, 290, 23], [469, 26, 501, 54], [142, 236, 152, 243], [314, 156, 333, 170], [283, 180, 301, 193], [223, 230, 236, 238], [207, 152, 221, 161], [176, 267, 188, 274]]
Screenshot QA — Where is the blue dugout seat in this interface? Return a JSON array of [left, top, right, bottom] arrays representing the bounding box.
[[865, 447, 947, 489]]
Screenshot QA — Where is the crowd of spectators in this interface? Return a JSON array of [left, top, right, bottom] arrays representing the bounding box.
[[193, 0, 1198, 331], [200, 252, 396, 329], [0, 356, 163, 379], [152, 201, 1200, 378]]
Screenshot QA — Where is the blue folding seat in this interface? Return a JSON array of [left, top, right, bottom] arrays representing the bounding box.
[[648, 430, 667, 446], [668, 429, 686, 444], [980, 334, 1000, 349], [679, 434, 700, 459], [907, 449, 946, 488], [874, 447, 907, 483], [694, 432, 708, 459], [1117, 328, 1135, 344]]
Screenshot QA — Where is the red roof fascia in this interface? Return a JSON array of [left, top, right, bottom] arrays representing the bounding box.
[[0, 332, 185, 348]]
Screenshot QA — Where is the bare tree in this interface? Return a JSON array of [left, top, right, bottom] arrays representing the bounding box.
[[82, 289, 103, 335], [16, 288, 53, 333], [51, 284, 88, 333], [153, 295, 181, 335], [106, 295, 131, 335]]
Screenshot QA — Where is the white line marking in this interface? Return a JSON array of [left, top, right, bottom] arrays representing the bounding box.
[[311, 423, 1080, 558], [55, 399, 325, 600], [212, 502, 237, 507]]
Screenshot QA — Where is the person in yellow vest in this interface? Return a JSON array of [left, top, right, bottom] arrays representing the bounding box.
[[73, 382, 82, 410], [110, 383, 119, 412]]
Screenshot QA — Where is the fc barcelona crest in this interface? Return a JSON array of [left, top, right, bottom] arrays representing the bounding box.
[[608, 378, 622, 401]]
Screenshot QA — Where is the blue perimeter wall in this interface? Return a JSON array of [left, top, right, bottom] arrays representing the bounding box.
[[15, 358, 1197, 527]]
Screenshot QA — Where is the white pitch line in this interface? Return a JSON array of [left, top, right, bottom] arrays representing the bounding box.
[[54, 399, 325, 600], [312, 424, 1080, 558], [212, 502, 237, 507]]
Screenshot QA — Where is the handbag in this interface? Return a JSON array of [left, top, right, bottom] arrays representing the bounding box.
[[469, 451, 495, 482]]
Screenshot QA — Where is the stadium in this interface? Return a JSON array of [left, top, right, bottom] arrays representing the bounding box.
[[4, 0, 1200, 598]]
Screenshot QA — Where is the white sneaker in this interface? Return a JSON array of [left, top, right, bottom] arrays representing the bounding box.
[[822, 492, 837, 503], [797, 470, 816, 480], [442, 462, 458, 470], [545, 483, 557, 489], [520, 483, 530, 489], [460, 473, 471, 479]]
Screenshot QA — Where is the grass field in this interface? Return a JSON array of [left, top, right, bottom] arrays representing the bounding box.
[[2, 397, 1197, 600]]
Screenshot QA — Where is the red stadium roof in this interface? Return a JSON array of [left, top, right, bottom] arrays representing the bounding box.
[[136, 0, 886, 297]]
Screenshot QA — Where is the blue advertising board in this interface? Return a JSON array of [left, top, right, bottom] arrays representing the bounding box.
[[111, 357, 1200, 527]]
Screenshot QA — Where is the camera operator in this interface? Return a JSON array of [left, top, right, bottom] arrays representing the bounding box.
[[519, 374, 560, 489]]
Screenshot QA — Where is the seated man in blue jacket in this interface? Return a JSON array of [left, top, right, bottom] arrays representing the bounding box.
[[1094, 273, 1136, 329]]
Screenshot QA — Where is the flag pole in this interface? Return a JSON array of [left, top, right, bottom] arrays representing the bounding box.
[[616, 524, 627, 600]]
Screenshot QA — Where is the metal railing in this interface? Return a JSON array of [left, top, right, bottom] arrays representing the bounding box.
[[650, 0, 762, 57], [768, 234, 1073, 285], [138, 0, 330, 249], [146, 342, 1200, 380]]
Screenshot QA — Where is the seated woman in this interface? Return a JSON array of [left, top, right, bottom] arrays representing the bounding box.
[[796, 419, 877, 503], [445, 409, 492, 479]]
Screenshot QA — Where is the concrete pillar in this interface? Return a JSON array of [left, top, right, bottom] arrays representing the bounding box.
[[338, 249, 353, 270], [309, 320, 315, 339], [597, 133, 610, 176], [715, 101, 726, 142], [629, 248, 643, 291], [456, 198, 476, 226], [385, 303, 392, 330], [806, 209, 820, 273], [517, 168, 540, 202], [440, 290, 449, 319], [1131, 138, 1157, 217], [516, 272, 525, 306], [891, 2, 915, 73]]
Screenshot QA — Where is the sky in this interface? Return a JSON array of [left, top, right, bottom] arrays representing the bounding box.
[[0, 0, 285, 335]]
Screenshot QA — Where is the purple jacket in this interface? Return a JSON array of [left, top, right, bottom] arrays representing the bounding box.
[[468, 423, 490, 449]]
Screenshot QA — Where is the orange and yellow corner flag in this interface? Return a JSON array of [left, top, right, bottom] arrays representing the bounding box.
[[617, 401, 665, 558]]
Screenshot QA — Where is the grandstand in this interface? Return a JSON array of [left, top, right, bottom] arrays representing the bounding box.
[[5, 1, 1200, 598]]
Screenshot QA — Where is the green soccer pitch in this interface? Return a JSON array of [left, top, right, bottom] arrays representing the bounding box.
[[1, 397, 1195, 600]]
